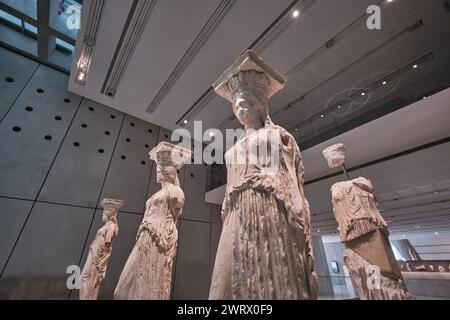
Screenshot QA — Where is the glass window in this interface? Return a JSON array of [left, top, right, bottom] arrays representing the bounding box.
[[48, 36, 74, 70], [0, 9, 37, 55], [0, 0, 37, 20], [49, 0, 81, 40]]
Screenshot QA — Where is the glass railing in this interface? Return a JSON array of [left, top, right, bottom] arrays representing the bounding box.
[[317, 274, 450, 300]]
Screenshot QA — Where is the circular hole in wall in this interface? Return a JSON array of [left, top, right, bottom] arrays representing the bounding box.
[[81, 123, 87, 128], [130, 122, 135, 127], [36, 88, 44, 93], [110, 115, 116, 119], [121, 155, 126, 160], [98, 149, 104, 154], [12, 126, 21, 132], [5, 77, 14, 83], [126, 138, 131, 142], [64, 98, 70, 103], [73, 142, 80, 147], [25, 106, 33, 112], [88, 106, 94, 111], [44, 135, 52, 141], [141, 161, 146, 165], [54, 116, 62, 121], [104, 131, 110, 135], [148, 129, 153, 133]]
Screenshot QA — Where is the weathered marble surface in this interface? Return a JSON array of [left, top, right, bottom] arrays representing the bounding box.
[[329, 176, 414, 300], [331, 177, 388, 242], [322, 143, 346, 169], [80, 198, 124, 300], [344, 248, 414, 300], [114, 142, 191, 300], [209, 50, 318, 300]]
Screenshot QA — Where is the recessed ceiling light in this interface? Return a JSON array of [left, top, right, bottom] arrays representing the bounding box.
[[361, 92, 366, 96], [413, 64, 418, 69], [183, 119, 188, 124], [382, 81, 387, 85], [295, 128, 299, 131], [435, 232, 439, 235], [337, 105, 341, 109], [209, 131, 215, 137], [422, 96, 427, 99], [292, 10, 299, 18], [320, 114, 324, 118], [77, 73, 85, 81], [402, 235, 406, 238]]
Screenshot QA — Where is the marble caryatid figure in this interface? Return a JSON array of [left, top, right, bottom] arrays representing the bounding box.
[[209, 50, 318, 300], [114, 142, 191, 300], [323, 143, 414, 300], [80, 198, 124, 300]]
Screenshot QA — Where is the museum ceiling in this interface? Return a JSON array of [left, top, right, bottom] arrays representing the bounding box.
[[67, 0, 450, 150]]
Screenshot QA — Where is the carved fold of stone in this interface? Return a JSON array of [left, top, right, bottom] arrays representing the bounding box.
[[80, 198, 124, 300], [209, 51, 318, 300], [344, 249, 414, 300], [114, 142, 191, 300], [322, 143, 346, 169], [331, 177, 388, 242]]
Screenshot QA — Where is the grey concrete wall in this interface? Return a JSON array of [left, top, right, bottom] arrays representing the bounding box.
[[0, 47, 220, 299]]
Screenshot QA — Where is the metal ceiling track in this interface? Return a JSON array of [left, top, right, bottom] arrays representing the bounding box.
[[174, 0, 311, 126], [146, 0, 236, 113], [74, 0, 105, 85], [101, 0, 156, 97]]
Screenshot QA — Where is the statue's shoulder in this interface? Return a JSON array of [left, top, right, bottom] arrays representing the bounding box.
[[167, 184, 184, 201], [270, 124, 300, 152]]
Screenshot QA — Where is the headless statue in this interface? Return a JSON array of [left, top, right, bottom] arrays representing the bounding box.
[[323, 143, 414, 300]]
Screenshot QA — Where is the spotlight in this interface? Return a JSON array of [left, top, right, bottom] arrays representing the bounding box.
[[209, 131, 215, 137], [361, 92, 366, 96], [292, 10, 299, 18], [320, 114, 324, 118], [183, 119, 188, 124], [413, 64, 418, 69], [382, 81, 387, 85], [337, 105, 341, 109]]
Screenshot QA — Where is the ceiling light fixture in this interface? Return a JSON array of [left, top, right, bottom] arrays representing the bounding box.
[[361, 92, 366, 96], [402, 235, 406, 238], [320, 114, 324, 118], [337, 105, 341, 109], [209, 131, 215, 137], [74, 0, 105, 86], [183, 119, 188, 124], [292, 10, 300, 18], [435, 232, 439, 235], [413, 64, 418, 69], [382, 81, 387, 85]]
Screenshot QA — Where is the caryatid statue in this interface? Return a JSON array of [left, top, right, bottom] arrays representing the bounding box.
[[322, 143, 414, 300], [209, 50, 318, 300], [114, 142, 191, 300], [80, 198, 124, 300]]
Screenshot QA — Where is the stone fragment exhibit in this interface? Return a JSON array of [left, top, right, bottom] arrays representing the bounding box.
[[323, 143, 414, 300], [114, 142, 191, 300], [209, 50, 318, 300], [80, 198, 124, 300]]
